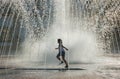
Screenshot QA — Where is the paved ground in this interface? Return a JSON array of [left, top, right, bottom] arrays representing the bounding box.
[[0, 55, 120, 79]]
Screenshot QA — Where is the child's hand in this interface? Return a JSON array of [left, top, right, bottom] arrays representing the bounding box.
[[66, 49, 68, 51]]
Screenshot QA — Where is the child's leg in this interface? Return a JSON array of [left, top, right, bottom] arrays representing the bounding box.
[[56, 55, 61, 61], [62, 56, 68, 67], [56, 53, 62, 61]]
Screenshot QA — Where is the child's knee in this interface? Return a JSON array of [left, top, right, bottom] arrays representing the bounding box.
[[56, 55, 59, 58]]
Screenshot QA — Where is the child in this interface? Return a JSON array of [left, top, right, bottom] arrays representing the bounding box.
[[55, 39, 69, 68]]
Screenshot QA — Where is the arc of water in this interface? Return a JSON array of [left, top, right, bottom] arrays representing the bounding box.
[[15, 19, 24, 54], [114, 29, 119, 53], [0, 1, 9, 19], [1, 11, 16, 55], [7, 13, 20, 59], [116, 15, 120, 53], [0, 1, 13, 36], [111, 28, 116, 53], [0, 1, 13, 55], [113, 18, 120, 53]]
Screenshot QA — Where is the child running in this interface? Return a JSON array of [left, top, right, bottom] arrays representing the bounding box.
[[55, 39, 69, 68]]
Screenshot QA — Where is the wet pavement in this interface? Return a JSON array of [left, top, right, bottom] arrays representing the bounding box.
[[0, 56, 120, 79]]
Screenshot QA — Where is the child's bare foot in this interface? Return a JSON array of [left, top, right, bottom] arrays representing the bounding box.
[[65, 65, 68, 68], [59, 61, 63, 65]]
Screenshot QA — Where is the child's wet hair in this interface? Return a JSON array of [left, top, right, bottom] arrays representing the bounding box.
[[57, 39, 62, 43]]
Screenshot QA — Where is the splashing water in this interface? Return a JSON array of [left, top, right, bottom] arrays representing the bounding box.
[[19, 0, 100, 64], [0, 0, 120, 67]]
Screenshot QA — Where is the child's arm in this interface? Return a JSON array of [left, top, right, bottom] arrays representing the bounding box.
[[62, 45, 68, 51], [55, 47, 58, 49]]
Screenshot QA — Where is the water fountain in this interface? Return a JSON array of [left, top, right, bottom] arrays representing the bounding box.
[[0, 0, 120, 79], [0, 0, 119, 63], [16, 0, 100, 65]]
